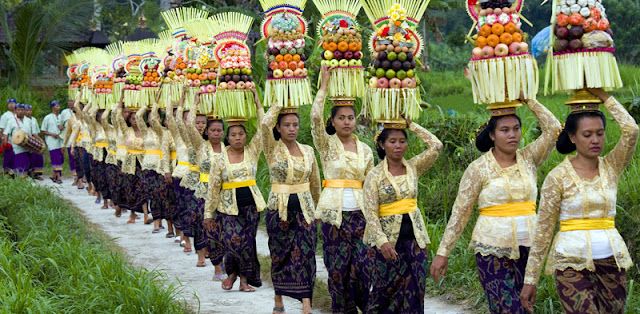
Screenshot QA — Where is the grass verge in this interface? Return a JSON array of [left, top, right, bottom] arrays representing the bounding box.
[[0, 176, 191, 313]]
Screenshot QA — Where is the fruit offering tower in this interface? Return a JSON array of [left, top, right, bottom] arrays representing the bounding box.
[[138, 39, 163, 108], [260, 0, 313, 109], [210, 12, 256, 122], [156, 31, 174, 108], [65, 53, 80, 101], [106, 41, 127, 106], [466, 0, 538, 108], [122, 41, 144, 109], [361, 0, 430, 127], [546, 0, 621, 93], [88, 48, 114, 109], [161, 7, 210, 109], [184, 17, 219, 114], [315, 0, 365, 102]]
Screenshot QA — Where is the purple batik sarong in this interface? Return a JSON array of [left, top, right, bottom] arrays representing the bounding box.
[[475, 246, 529, 314], [221, 203, 261, 287]]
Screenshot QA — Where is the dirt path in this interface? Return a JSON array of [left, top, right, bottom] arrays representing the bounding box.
[[39, 180, 467, 313]]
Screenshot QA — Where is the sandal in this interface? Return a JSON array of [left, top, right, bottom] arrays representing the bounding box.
[[175, 237, 181, 244], [95, 197, 102, 204], [183, 246, 192, 253], [239, 285, 255, 292], [212, 274, 225, 282], [196, 261, 206, 267], [144, 218, 153, 225], [180, 240, 186, 247], [272, 307, 285, 314], [165, 232, 175, 238], [221, 278, 234, 290], [152, 229, 160, 234], [127, 219, 135, 224]]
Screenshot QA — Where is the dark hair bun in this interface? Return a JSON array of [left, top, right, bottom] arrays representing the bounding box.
[[555, 128, 576, 154], [475, 126, 494, 152]]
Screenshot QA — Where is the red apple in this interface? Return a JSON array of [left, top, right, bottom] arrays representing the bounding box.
[[494, 44, 509, 57], [377, 77, 389, 88], [482, 46, 495, 58], [508, 42, 522, 55], [472, 47, 483, 59], [389, 78, 401, 88], [520, 42, 529, 53]]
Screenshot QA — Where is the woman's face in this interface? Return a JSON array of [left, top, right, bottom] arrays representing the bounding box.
[[332, 107, 356, 138], [490, 116, 521, 155], [227, 125, 247, 150], [570, 116, 605, 159], [276, 114, 300, 142], [129, 113, 138, 127], [195, 115, 207, 134], [207, 120, 224, 144], [382, 130, 407, 161]]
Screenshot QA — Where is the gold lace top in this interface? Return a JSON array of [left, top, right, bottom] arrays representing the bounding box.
[[180, 107, 211, 192], [205, 122, 267, 217], [87, 104, 107, 161], [112, 106, 128, 163], [64, 114, 79, 149], [100, 109, 118, 165], [166, 102, 189, 179], [310, 89, 374, 227], [115, 105, 145, 175], [136, 104, 161, 172], [436, 99, 561, 260], [262, 104, 321, 223], [524, 97, 639, 285], [149, 106, 174, 175], [76, 105, 92, 150], [194, 143, 222, 199], [362, 122, 443, 249]]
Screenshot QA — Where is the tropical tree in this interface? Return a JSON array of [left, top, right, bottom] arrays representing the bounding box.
[[0, 0, 93, 87]]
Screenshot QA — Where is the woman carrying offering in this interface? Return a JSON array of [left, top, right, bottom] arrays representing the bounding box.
[[262, 102, 321, 314], [520, 89, 639, 313], [311, 65, 374, 313], [205, 88, 264, 292], [430, 94, 561, 313]]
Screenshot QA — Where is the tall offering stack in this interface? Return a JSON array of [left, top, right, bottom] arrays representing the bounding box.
[[88, 48, 114, 109], [161, 7, 210, 109], [260, 0, 313, 109], [122, 41, 145, 109], [315, 0, 365, 103], [138, 39, 163, 107], [209, 12, 256, 122], [184, 17, 219, 113], [546, 0, 622, 94], [361, 0, 430, 128], [65, 53, 81, 101], [466, 0, 538, 111], [106, 41, 127, 106]]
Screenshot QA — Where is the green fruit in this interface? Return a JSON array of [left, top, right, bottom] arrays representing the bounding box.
[[289, 49, 297, 55], [280, 48, 288, 55], [268, 55, 276, 62], [297, 48, 305, 55], [234, 68, 241, 75], [245, 69, 252, 75], [220, 69, 227, 75], [387, 51, 397, 61], [385, 69, 396, 80], [406, 69, 415, 78], [396, 70, 407, 80], [398, 52, 407, 62], [241, 68, 248, 75], [196, 69, 202, 74], [375, 68, 386, 78]]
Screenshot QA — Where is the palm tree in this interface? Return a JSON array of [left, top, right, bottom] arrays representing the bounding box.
[[0, 0, 93, 87]]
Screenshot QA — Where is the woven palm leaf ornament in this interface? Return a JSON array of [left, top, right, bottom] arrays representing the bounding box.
[[106, 41, 127, 105], [65, 52, 80, 101], [182, 17, 219, 116], [315, 0, 365, 102], [73, 47, 99, 104], [260, 0, 313, 109], [88, 48, 113, 110], [155, 31, 175, 107], [543, 0, 621, 96], [466, 0, 538, 112], [122, 41, 145, 109], [210, 12, 256, 122], [137, 39, 162, 108], [361, 0, 429, 127], [161, 7, 210, 110]]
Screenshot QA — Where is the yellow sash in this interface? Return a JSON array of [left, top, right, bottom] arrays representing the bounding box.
[[379, 199, 418, 217], [93, 142, 108, 148], [189, 164, 200, 171], [560, 217, 615, 232], [223, 180, 257, 190], [200, 173, 209, 183], [170, 151, 177, 160], [108, 150, 117, 156], [479, 201, 536, 217], [271, 182, 310, 194], [145, 149, 163, 159], [117, 145, 126, 150], [127, 149, 145, 154], [322, 179, 363, 189], [177, 161, 189, 166]]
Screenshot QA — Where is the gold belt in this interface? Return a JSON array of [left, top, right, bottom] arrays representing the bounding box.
[[560, 217, 615, 232], [271, 182, 310, 194], [223, 180, 257, 190], [145, 149, 163, 159], [199, 173, 209, 183], [379, 199, 417, 217], [479, 201, 536, 217], [322, 179, 363, 189], [93, 142, 108, 148]]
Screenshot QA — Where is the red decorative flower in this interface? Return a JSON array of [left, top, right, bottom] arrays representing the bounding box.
[[339, 20, 348, 28], [404, 33, 411, 40], [469, 0, 478, 5], [380, 26, 390, 37]]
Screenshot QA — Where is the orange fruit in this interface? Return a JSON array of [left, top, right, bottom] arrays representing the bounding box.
[[487, 34, 500, 47], [199, 74, 206, 80], [476, 36, 488, 48], [322, 42, 330, 50], [283, 54, 293, 62], [337, 41, 349, 52], [327, 42, 338, 52], [275, 55, 284, 62], [492, 23, 504, 36], [348, 42, 358, 51], [356, 42, 362, 51], [270, 61, 278, 70], [500, 33, 513, 45], [479, 25, 492, 37], [278, 61, 288, 71], [504, 22, 517, 34], [292, 54, 301, 62], [288, 61, 297, 71], [512, 32, 522, 43]]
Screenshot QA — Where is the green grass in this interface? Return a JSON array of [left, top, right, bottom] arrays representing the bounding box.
[[0, 177, 191, 313]]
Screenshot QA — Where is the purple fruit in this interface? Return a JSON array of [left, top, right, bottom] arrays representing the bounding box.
[[353, 51, 362, 59], [225, 75, 232, 82], [247, 75, 253, 81], [344, 51, 353, 60], [405, 52, 414, 61], [270, 48, 279, 56], [240, 75, 248, 82], [569, 39, 583, 51], [300, 54, 307, 61], [569, 26, 584, 40], [555, 26, 569, 40], [391, 60, 402, 71], [381, 60, 391, 70], [410, 59, 416, 68], [555, 39, 569, 52], [334, 50, 343, 60], [402, 61, 412, 71], [232, 75, 240, 83], [378, 51, 387, 61], [267, 70, 273, 78], [372, 59, 381, 68]]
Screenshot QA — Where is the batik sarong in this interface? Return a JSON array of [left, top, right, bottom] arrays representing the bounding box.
[[117, 164, 146, 213], [266, 194, 317, 300], [103, 162, 118, 200], [173, 182, 194, 237], [143, 170, 173, 221], [368, 238, 429, 313], [555, 256, 627, 314], [81, 148, 91, 183], [321, 210, 372, 313], [220, 202, 260, 286], [475, 246, 529, 314]]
